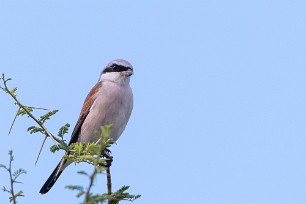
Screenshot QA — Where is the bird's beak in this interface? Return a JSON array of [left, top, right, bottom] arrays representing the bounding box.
[[124, 69, 133, 76]]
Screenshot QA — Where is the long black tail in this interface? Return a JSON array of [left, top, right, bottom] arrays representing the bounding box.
[[39, 160, 66, 194]]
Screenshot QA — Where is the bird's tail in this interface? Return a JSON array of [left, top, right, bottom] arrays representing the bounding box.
[[39, 159, 70, 194]]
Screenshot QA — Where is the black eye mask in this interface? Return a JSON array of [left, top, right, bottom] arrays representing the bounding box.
[[103, 64, 132, 73]]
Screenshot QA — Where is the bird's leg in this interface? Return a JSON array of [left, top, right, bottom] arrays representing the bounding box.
[[104, 148, 113, 167]]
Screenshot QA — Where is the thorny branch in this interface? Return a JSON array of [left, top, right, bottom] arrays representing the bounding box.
[[1, 73, 61, 144]]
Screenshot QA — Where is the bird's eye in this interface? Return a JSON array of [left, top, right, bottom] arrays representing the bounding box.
[[111, 65, 119, 71]]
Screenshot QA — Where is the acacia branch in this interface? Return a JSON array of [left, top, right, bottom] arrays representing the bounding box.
[[107, 167, 112, 204], [84, 167, 98, 203], [8, 151, 17, 204], [0, 150, 26, 204], [1, 73, 61, 144]]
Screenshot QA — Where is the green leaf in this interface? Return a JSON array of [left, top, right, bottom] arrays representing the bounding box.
[[27, 126, 44, 134], [109, 186, 141, 203], [58, 123, 70, 137], [14, 190, 24, 198], [17, 106, 33, 116], [2, 186, 9, 193], [50, 144, 61, 153], [85, 143, 101, 154], [0, 164, 7, 169], [13, 168, 27, 180], [8, 150, 14, 162], [65, 185, 84, 191], [77, 171, 89, 176], [10, 87, 17, 95], [39, 110, 59, 123], [76, 191, 85, 198]]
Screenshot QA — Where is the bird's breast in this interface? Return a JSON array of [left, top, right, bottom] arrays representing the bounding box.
[[79, 82, 133, 143]]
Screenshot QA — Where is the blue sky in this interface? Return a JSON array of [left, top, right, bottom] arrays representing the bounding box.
[[1, 0, 306, 203]]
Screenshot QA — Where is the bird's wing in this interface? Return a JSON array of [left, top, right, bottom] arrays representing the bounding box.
[[68, 82, 103, 145]]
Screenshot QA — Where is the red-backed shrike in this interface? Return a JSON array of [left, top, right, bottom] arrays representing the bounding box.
[[39, 59, 133, 194]]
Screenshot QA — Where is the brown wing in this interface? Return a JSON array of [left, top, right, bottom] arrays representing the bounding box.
[[68, 82, 102, 145]]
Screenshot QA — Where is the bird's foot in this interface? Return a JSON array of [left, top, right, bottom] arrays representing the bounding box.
[[99, 148, 113, 167]]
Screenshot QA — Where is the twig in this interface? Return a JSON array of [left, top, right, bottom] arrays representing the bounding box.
[[107, 167, 112, 204], [8, 151, 17, 204], [1, 151, 27, 203], [84, 167, 98, 203], [1, 73, 61, 144]]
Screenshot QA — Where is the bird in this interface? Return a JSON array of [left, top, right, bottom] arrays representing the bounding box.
[[39, 59, 134, 194]]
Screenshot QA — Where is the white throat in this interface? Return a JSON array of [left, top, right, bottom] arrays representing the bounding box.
[[99, 72, 130, 86]]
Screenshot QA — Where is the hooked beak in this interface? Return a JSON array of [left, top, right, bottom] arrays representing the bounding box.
[[123, 68, 133, 76]]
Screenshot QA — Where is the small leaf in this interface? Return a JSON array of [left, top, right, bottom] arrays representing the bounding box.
[[50, 144, 61, 153], [27, 126, 44, 134], [2, 186, 9, 193], [76, 191, 85, 198], [77, 171, 89, 176], [8, 150, 14, 162], [13, 168, 27, 180], [39, 110, 58, 123], [65, 185, 84, 191], [58, 123, 70, 137], [10, 87, 17, 95], [14, 190, 24, 198], [0, 164, 7, 169], [17, 106, 33, 116]]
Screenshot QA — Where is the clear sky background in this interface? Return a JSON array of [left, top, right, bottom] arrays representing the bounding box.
[[0, 1, 305, 203]]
